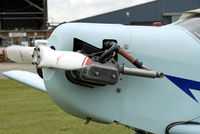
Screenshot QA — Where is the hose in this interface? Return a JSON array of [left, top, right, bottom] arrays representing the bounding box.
[[99, 41, 119, 62], [101, 41, 150, 70]]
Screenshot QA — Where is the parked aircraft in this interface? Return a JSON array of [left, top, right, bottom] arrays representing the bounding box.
[[2, 9, 200, 134]]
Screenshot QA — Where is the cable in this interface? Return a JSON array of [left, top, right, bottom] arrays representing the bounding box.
[[101, 41, 150, 70], [165, 121, 200, 134], [99, 41, 118, 62], [165, 115, 200, 134]]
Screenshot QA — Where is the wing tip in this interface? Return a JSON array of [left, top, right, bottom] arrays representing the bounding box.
[[2, 70, 47, 93]]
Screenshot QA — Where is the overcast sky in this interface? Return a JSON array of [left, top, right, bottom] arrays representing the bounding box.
[[48, 0, 154, 23]]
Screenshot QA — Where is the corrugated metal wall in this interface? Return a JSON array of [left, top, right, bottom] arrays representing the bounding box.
[[74, 0, 200, 25], [0, 0, 48, 30]]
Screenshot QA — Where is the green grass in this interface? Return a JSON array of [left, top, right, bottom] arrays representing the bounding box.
[[0, 79, 133, 134]]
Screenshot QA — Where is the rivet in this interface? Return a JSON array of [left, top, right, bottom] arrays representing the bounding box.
[[112, 74, 116, 79], [94, 72, 99, 76], [116, 88, 121, 93], [123, 44, 129, 50]]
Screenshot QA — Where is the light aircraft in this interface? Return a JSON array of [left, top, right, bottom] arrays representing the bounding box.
[[2, 9, 200, 134]]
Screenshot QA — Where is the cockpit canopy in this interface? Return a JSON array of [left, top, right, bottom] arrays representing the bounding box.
[[176, 8, 200, 39], [176, 17, 200, 39]]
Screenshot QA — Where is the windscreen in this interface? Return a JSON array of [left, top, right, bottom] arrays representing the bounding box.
[[176, 17, 200, 39]]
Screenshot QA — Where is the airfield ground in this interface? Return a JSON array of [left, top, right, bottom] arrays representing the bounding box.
[[0, 63, 133, 134], [0, 62, 36, 79]]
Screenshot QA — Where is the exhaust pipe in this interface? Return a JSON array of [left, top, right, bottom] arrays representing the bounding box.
[[121, 67, 164, 78]]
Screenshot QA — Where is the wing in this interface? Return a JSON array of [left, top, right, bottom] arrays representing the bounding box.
[[2, 70, 47, 93]]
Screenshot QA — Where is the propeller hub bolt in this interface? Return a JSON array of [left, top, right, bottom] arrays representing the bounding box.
[[94, 72, 99, 76]]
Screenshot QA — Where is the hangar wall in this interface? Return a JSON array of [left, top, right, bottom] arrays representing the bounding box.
[[0, 0, 50, 47], [74, 0, 200, 25]]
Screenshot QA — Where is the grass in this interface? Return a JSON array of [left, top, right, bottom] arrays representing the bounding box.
[[0, 79, 133, 134]]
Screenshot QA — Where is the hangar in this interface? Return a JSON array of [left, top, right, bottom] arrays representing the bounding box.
[[74, 0, 200, 25], [0, 0, 50, 47]]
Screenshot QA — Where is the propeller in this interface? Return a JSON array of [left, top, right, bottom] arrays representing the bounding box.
[[6, 45, 34, 64], [6, 45, 92, 70]]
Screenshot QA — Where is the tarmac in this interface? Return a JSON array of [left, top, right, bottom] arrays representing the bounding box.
[[0, 62, 36, 79]]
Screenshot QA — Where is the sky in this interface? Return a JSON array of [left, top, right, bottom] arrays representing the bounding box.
[[47, 0, 154, 23]]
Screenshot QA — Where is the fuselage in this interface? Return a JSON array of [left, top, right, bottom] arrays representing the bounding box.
[[43, 22, 200, 133]]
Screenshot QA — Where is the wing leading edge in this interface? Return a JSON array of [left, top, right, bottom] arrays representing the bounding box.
[[2, 70, 47, 93]]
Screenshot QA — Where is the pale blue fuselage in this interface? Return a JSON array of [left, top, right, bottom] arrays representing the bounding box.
[[43, 23, 200, 133]]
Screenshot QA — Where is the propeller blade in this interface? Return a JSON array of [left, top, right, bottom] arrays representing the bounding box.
[[6, 45, 34, 64], [6, 45, 92, 70], [32, 46, 92, 70]]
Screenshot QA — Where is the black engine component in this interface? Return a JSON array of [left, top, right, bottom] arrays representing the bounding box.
[[64, 38, 120, 87], [37, 68, 43, 78], [73, 38, 102, 55], [99, 41, 119, 62], [77, 61, 119, 85], [65, 38, 161, 87]]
